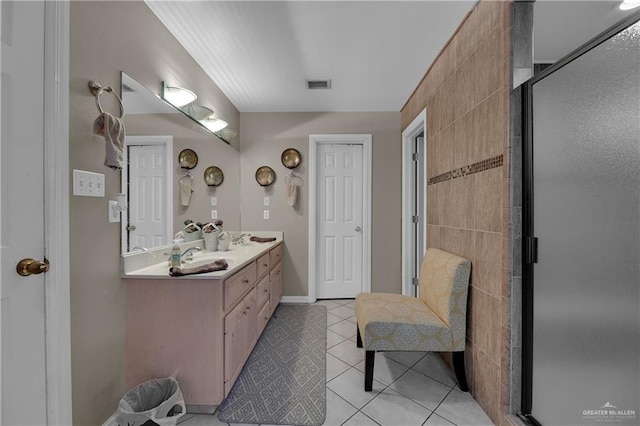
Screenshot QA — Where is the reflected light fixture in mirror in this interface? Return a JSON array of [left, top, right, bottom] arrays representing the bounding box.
[[163, 83, 197, 107], [201, 116, 228, 132], [620, 0, 640, 9]]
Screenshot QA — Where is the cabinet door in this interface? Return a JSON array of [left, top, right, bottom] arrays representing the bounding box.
[[256, 252, 270, 280], [244, 288, 258, 356], [256, 275, 269, 309], [224, 299, 247, 396], [269, 262, 282, 314], [257, 299, 270, 336]]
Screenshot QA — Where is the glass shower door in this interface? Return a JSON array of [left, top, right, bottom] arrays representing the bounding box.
[[526, 19, 639, 425]]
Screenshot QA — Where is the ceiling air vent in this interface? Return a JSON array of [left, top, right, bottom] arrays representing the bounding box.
[[306, 79, 331, 90]]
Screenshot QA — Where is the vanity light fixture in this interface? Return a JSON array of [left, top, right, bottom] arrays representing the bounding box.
[[200, 116, 228, 132], [163, 83, 197, 107], [620, 0, 640, 9]]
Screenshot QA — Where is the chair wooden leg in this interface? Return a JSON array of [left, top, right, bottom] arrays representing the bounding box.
[[452, 351, 468, 392], [356, 325, 363, 348], [364, 350, 375, 391]]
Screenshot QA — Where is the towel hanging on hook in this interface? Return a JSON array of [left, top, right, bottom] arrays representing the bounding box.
[[90, 81, 126, 170], [89, 81, 125, 118], [179, 172, 194, 207], [285, 171, 303, 207], [285, 171, 303, 186]]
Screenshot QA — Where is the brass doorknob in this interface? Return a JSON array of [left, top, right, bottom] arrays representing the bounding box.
[[16, 258, 50, 276]]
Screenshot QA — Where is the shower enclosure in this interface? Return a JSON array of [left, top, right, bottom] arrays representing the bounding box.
[[522, 13, 640, 426]]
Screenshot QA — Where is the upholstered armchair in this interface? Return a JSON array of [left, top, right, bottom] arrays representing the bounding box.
[[355, 248, 472, 391]]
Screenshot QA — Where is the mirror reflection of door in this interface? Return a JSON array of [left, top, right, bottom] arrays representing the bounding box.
[[122, 135, 173, 253]]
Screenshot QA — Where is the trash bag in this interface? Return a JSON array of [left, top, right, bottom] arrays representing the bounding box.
[[111, 377, 186, 426]]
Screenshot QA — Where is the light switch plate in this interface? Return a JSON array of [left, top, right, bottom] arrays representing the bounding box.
[[211, 210, 218, 219], [263, 210, 270, 220], [211, 196, 217, 206], [73, 169, 105, 197], [264, 196, 270, 207], [108, 200, 120, 223]]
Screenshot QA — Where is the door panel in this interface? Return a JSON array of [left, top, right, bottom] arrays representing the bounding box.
[[526, 19, 639, 425], [128, 144, 168, 249], [0, 1, 47, 424], [317, 144, 363, 299]]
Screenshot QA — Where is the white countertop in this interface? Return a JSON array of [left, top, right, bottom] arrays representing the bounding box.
[[122, 232, 283, 280]]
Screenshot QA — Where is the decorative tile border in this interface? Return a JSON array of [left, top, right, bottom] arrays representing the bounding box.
[[428, 155, 503, 185]]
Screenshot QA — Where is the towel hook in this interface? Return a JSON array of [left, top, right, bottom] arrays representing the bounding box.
[[88, 81, 125, 119]]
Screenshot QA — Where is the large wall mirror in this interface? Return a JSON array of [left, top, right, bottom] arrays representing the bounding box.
[[120, 72, 240, 254]]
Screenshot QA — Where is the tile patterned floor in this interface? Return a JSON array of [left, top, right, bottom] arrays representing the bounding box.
[[179, 299, 494, 426]]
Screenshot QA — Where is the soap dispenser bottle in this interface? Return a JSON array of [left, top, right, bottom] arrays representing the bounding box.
[[171, 242, 181, 268]]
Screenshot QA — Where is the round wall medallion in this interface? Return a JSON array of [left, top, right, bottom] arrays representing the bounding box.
[[204, 166, 224, 186], [255, 166, 276, 186], [281, 148, 301, 169], [178, 149, 198, 169]]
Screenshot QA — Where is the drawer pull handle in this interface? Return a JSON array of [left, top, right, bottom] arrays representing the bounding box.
[[263, 263, 268, 267], [243, 279, 249, 284]]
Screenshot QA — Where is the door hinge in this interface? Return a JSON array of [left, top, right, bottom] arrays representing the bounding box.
[[412, 215, 419, 224], [412, 153, 419, 161], [526, 237, 538, 264], [412, 277, 419, 287]]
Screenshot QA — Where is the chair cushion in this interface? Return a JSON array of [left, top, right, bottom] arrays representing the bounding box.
[[419, 248, 471, 350], [355, 293, 454, 352]]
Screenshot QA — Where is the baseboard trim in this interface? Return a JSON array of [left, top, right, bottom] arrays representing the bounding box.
[[280, 296, 311, 304]]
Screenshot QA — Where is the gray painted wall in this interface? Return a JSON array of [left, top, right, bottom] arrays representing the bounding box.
[[70, 2, 240, 423], [240, 112, 403, 297]]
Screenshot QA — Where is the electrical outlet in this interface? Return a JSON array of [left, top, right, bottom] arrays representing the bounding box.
[[263, 210, 270, 220], [211, 196, 217, 206], [211, 210, 218, 219], [108, 200, 120, 223], [73, 169, 105, 197], [264, 196, 270, 207]]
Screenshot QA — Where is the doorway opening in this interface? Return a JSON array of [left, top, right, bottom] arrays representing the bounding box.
[[308, 134, 372, 302], [401, 109, 427, 296]]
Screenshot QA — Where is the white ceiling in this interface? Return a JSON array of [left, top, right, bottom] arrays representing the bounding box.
[[145, 1, 637, 113]]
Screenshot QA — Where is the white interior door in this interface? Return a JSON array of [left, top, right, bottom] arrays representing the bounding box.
[[123, 135, 172, 252], [128, 144, 168, 249], [1, 1, 47, 423], [317, 143, 364, 299]]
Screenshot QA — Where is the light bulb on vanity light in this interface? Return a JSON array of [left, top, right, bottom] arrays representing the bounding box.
[[201, 116, 228, 132], [620, 0, 640, 10], [163, 83, 197, 107]]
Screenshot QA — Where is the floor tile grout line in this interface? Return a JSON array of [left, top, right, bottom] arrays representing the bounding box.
[[425, 387, 459, 426], [340, 408, 382, 426]]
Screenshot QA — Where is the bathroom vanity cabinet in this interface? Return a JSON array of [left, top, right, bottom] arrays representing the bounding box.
[[124, 242, 283, 407]]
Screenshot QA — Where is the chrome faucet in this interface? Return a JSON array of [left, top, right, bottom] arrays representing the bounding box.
[[232, 233, 251, 245], [181, 246, 201, 261]]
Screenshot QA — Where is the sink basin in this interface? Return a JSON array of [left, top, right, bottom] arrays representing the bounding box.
[[181, 256, 229, 269]]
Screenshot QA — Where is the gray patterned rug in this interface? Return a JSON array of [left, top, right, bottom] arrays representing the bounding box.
[[217, 304, 327, 426]]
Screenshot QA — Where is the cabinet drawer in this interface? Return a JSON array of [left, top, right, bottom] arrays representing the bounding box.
[[256, 275, 269, 309], [269, 244, 282, 268], [256, 252, 270, 280], [257, 299, 270, 336], [224, 261, 257, 311]]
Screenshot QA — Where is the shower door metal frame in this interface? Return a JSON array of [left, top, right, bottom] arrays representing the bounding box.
[[521, 10, 640, 424]]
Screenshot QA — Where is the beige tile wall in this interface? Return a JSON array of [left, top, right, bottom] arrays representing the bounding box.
[[401, 1, 513, 424]]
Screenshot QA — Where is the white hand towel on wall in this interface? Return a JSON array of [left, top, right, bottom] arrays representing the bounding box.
[[93, 112, 126, 170], [287, 184, 298, 207], [285, 172, 303, 207], [179, 175, 193, 206]]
